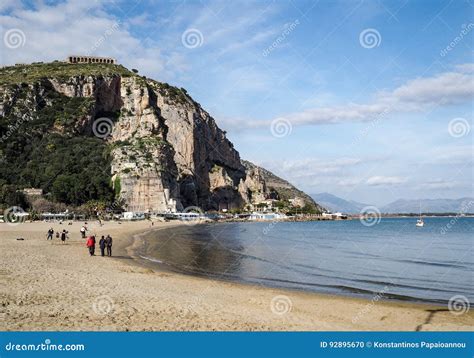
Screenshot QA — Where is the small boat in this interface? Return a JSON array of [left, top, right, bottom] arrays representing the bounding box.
[[416, 204, 424, 227]]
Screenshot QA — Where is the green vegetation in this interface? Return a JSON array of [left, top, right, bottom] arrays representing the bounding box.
[[0, 62, 135, 86], [273, 200, 289, 209], [286, 204, 319, 215], [0, 184, 29, 211], [113, 137, 168, 166], [0, 85, 115, 208], [43, 92, 94, 128], [3, 134, 115, 206], [111, 140, 132, 149], [155, 82, 189, 105], [113, 176, 121, 197], [134, 136, 165, 148], [210, 164, 222, 173]]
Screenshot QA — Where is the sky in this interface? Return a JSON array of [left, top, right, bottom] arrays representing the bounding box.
[[0, 0, 473, 206]]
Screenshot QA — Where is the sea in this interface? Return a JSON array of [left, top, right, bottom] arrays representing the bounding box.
[[136, 217, 474, 304]]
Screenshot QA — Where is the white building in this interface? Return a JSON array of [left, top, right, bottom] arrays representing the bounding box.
[[249, 212, 287, 221], [122, 212, 145, 220]]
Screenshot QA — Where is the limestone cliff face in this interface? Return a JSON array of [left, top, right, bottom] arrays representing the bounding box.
[[0, 63, 320, 212]]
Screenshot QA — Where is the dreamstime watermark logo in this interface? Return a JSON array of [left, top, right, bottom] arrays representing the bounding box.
[[359, 206, 381, 227], [262, 19, 300, 57], [262, 220, 279, 235], [108, 197, 126, 213], [270, 295, 292, 315], [353, 107, 392, 145], [352, 284, 391, 324], [448, 118, 470, 138], [3, 206, 27, 226], [4, 338, 85, 352], [4, 28, 26, 49], [440, 200, 474, 235], [0, 113, 33, 144], [270, 118, 292, 138], [448, 295, 470, 316], [184, 295, 204, 316], [359, 28, 381, 49], [92, 117, 113, 139], [87, 21, 121, 56], [181, 28, 204, 49], [181, 206, 205, 226], [440, 23, 474, 57], [92, 295, 114, 315]]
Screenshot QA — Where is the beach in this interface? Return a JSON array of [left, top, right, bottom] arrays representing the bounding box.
[[0, 221, 472, 331]]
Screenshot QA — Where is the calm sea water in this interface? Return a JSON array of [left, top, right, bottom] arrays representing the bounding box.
[[137, 218, 474, 304]]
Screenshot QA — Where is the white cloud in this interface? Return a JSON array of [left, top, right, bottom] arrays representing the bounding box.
[[427, 145, 474, 165], [255, 158, 363, 188], [421, 180, 459, 190], [366, 176, 407, 186], [273, 158, 362, 178], [388, 70, 473, 105], [0, 0, 288, 87], [455, 63, 474, 73], [0, 0, 19, 13], [219, 64, 474, 131], [0, 0, 183, 82]]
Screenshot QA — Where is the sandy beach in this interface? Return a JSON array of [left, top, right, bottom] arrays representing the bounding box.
[[0, 221, 472, 331]]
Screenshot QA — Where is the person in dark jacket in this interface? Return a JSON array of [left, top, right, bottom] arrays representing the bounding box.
[[60, 230, 68, 243], [99, 236, 106, 257], [47, 228, 54, 240], [105, 235, 113, 257]]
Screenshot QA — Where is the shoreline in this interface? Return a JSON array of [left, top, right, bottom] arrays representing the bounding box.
[[1, 221, 473, 331], [125, 223, 452, 307]]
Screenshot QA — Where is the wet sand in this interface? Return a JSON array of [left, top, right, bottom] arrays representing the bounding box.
[[0, 221, 472, 331]]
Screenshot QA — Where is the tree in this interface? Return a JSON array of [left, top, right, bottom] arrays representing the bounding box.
[[31, 198, 55, 213], [274, 200, 287, 209], [0, 185, 29, 211], [51, 175, 76, 204]]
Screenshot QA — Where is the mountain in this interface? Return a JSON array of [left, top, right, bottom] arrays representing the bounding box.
[[380, 198, 474, 214], [310, 193, 370, 214], [0, 61, 320, 213], [244, 161, 323, 212], [310, 193, 474, 214]]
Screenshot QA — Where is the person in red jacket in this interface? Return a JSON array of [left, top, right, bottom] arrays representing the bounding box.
[[86, 236, 96, 256]]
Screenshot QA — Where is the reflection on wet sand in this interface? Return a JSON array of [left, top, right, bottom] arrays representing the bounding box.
[[139, 224, 245, 279]]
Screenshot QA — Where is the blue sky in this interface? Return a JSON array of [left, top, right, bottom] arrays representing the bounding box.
[[1, 0, 473, 205]]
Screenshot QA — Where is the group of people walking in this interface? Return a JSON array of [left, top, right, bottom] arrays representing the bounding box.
[[81, 224, 113, 257], [46, 228, 68, 243], [86, 235, 113, 257], [46, 225, 113, 257]]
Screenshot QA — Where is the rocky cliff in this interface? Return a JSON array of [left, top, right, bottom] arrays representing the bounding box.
[[0, 62, 321, 213]]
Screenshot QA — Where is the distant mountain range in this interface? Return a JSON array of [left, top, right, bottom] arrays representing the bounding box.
[[311, 193, 474, 214], [380, 198, 474, 214], [310, 193, 370, 214]]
